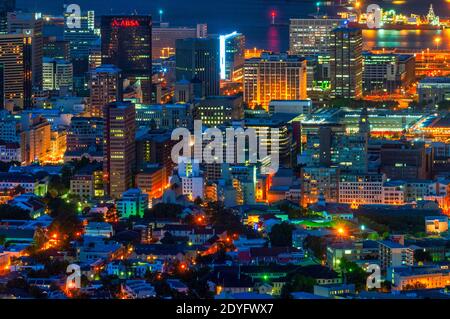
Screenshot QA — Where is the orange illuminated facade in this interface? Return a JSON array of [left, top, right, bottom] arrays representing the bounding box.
[[243, 52, 307, 110], [371, 48, 450, 77], [135, 166, 167, 203], [244, 48, 264, 59]]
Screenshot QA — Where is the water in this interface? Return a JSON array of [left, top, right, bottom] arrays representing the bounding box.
[[17, 0, 450, 51]]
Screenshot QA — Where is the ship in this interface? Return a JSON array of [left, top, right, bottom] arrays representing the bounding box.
[[348, 22, 442, 30]]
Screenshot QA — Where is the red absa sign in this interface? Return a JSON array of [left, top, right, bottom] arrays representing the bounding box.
[[111, 19, 140, 28]]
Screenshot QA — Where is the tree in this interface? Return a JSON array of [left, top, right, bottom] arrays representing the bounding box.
[[46, 198, 83, 245], [414, 249, 432, 263], [437, 100, 450, 111], [281, 274, 316, 297], [269, 222, 295, 247], [304, 236, 327, 260], [207, 202, 254, 236], [0, 161, 20, 173], [194, 197, 203, 206], [47, 175, 68, 198], [144, 203, 184, 219], [0, 204, 30, 220], [160, 232, 176, 245], [340, 258, 367, 291], [60, 164, 75, 189]]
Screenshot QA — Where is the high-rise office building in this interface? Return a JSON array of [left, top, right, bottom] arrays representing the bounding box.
[[43, 36, 71, 60], [64, 10, 97, 97], [302, 117, 369, 174], [67, 116, 104, 153], [63, 10, 97, 58], [0, 63, 5, 110], [135, 130, 175, 174], [42, 58, 73, 91], [0, 32, 32, 108], [152, 23, 199, 59], [380, 141, 432, 180], [243, 52, 307, 110], [362, 53, 416, 94], [330, 27, 363, 99], [0, 63, 4, 109], [176, 38, 220, 97], [101, 16, 152, 104], [0, 0, 14, 34], [89, 65, 122, 117], [196, 24, 208, 38], [103, 101, 136, 199], [289, 18, 344, 57], [20, 115, 51, 165], [193, 95, 243, 126], [305, 54, 332, 102], [219, 32, 245, 81], [7, 12, 43, 89]]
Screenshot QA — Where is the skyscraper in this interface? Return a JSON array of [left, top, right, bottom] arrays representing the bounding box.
[[243, 52, 308, 110], [101, 16, 152, 104], [0, 0, 14, 34], [103, 101, 136, 199], [289, 18, 344, 57], [330, 27, 363, 99], [89, 65, 122, 117], [362, 53, 415, 94], [7, 12, 43, 89], [0, 32, 32, 108], [43, 36, 71, 60], [67, 116, 104, 153], [0, 63, 4, 109], [42, 58, 73, 91], [63, 10, 97, 58], [176, 38, 220, 97], [152, 23, 198, 59], [302, 122, 368, 174], [219, 32, 245, 81], [20, 115, 51, 165]]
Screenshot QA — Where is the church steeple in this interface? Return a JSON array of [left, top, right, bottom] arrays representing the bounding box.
[[427, 4, 439, 25], [427, 4, 435, 23]]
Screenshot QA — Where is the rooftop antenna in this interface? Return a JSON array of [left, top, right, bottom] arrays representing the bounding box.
[[159, 9, 163, 23]]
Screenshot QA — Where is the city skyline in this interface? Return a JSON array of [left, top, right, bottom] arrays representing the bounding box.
[[0, 0, 449, 307]]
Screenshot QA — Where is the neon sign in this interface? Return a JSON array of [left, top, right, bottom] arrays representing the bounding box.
[[111, 19, 140, 27]]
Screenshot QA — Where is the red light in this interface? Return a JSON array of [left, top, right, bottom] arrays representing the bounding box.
[[271, 11, 276, 17], [111, 19, 140, 28]]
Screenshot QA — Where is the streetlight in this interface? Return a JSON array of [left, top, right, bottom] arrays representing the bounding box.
[[159, 9, 163, 23], [355, 1, 361, 21], [434, 37, 441, 50]]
